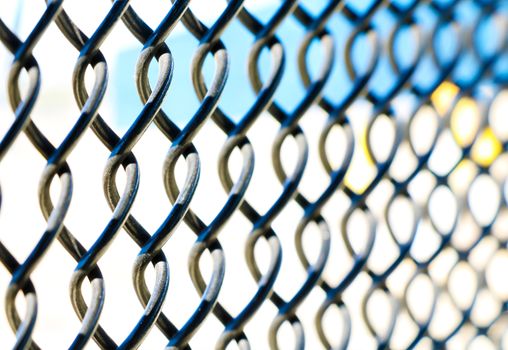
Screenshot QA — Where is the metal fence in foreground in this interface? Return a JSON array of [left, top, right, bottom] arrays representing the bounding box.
[[1, 0, 508, 349]]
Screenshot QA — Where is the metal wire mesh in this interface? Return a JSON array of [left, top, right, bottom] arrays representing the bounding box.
[[1, 0, 508, 349]]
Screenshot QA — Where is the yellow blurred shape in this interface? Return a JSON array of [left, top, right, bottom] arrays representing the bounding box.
[[344, 161, 376, 195], [431, 81, 459, 116], [344, 125, 376, 195], [360, 123, 374, 166], [472, 128, 502, 168], [451, 98, 480, 147], [449, 159, 477, 196]]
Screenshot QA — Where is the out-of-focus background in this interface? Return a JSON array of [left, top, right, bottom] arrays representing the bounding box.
[[1, 0, 508, 349]]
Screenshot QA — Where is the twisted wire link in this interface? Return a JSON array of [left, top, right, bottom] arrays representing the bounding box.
[[103, 3, 191, 348], [163, 0, 317, 347], [396, 2, 508, 347], [163, 1, 309, 349], [115, 2, 250, 348], [0, 2, 71, 349], [50, 1, 192, 348], [360, 2, 439, 348], [310, 2, 385, 349], [151, 2, 303, 349], [1, 0, 508, 349], [312, 1, 508, 349], [465, 49, 508, 346], [261, 2, 349, 349], [217, 1, 341, 349], [113, 3, 196, 348], [309, 1, 428, 348], [0, 0, 62, 345], [378, 1, 466, 348], [352, 2, 456, 349], [36, 2, 137, 349], [408, 2, 508, 347], [157, 1, 262, 349]]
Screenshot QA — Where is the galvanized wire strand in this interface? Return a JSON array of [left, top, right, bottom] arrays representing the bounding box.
[[42, 3, 134, 349], [27, 2, 148, 349], [374, 2, 465, 348], [114, 3, 193, 347], [310, 1, 427, 348], [364, 5, 462, 348], [306, 4, 383, 348], [213, 1, 339, 348], [107, 2, 190, 348], [414, 4, 508, 347], [5, 0, 144, 345], [166, 1, 298, 347], [114, 2, 235, 348], [156, 1, 299, 348], [353, 3, 429, 348], [256, 2, 350, 349], [0, 11, 44, 350], [49, 5, 144, 349], [0, 2, 65, 349], [161, 1, 268, 349], [49, 1, 190, 348], [290, 3, 385, 350]]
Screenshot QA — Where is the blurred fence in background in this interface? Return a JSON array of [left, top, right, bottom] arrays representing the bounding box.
[[1, 0, 508, 349]]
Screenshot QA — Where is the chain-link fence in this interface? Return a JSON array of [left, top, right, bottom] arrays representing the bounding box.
[[1, 0, 508, 349]]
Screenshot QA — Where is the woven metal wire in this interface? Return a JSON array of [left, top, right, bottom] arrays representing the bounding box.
[[1, 0, 508, 349]]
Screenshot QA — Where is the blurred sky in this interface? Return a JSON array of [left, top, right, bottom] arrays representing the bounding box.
[[108, 0, 501, 128], [2, 0, 506, 131]]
